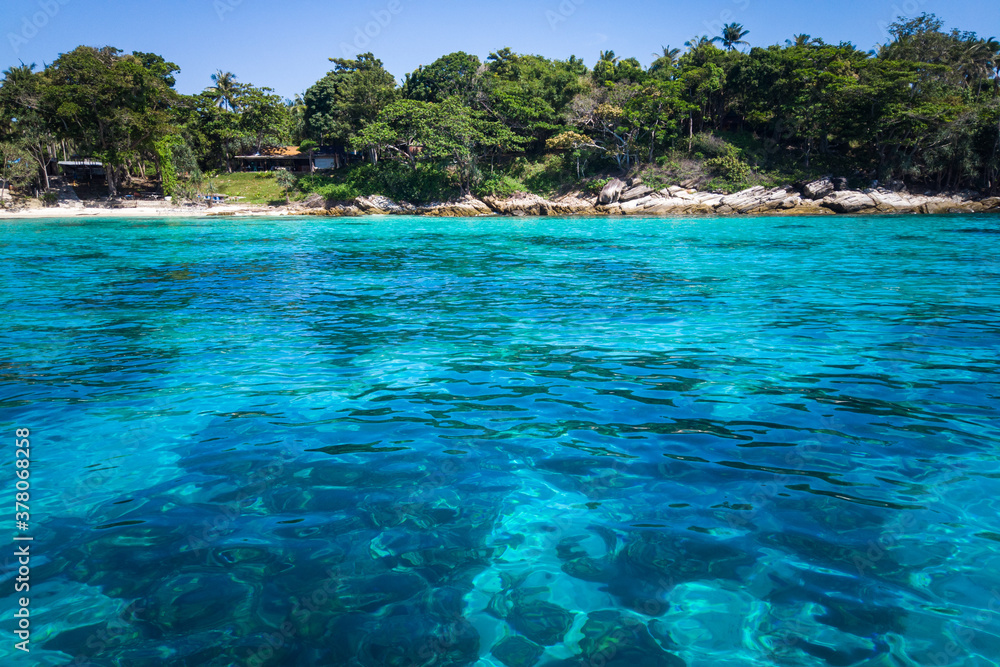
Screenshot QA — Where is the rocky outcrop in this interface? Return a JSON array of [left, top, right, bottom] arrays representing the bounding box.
[[482, 191, 594, 216], [297, 184, 997, 218], [802, 177, 835, 200], [355, 195, 416, 214], [598, 178, 627, 204], [300, 193, 326, 209], [619, 184, 654, 202], [819, 191, 876, 213], [417, 194, 493, 217]]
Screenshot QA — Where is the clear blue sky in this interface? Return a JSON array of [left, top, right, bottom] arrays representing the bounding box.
[[2, 0, 997, 100]]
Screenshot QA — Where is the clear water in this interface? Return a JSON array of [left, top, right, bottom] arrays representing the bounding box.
[[1, 215, 999, 667]]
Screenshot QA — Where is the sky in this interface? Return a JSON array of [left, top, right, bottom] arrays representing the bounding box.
[[2, 0, 998, 100]]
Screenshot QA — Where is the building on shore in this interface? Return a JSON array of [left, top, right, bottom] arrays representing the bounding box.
[[234, 146, 356, 172]]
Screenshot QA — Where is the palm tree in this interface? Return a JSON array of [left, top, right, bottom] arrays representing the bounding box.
[[712, 23, 750, 51], [208, 70, 239, 111], [786, 34, 821, 47], [1, 62, 36, 85], [651, 45, 681, 67], [685, 35, 713, 51], [597, 50, 619, 65]]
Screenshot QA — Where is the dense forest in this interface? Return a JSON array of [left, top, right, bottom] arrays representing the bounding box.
[[1, 14, 998, 204]]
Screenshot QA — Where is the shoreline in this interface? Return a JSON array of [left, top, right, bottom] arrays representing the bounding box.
[[2, 182, 1000, 220]]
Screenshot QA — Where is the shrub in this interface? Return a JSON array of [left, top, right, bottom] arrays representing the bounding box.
[[474, 175, 522, 198], [689, 132, 729, 158], [586, 177, 613, 194], [705, 146, 752, 184]]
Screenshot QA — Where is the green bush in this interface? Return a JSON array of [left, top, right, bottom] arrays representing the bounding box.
[[586, 177, 613, 194], [705, 147, 752, 184], [298, 162, 459, 203], [689, 132, 729, 158], [474, 174, 522, 198], [40, 191, 58, 206], [316, 183, 360, 201]]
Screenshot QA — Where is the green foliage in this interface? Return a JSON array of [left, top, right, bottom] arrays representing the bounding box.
[[297, 163, 458, 203], [40, 46, 180, 196], [153, 136, 182, 196], [403, 52, 482, 105], [474, 174, 522, 198], [586, 177, 613, 194], [0, 141, 33, 200], [304, 53, 397, 146], [705, 145, 752, 184], [352, 97, 526, 192], [274, 169, 296, 202]]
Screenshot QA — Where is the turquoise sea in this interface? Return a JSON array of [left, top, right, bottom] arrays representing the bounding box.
[[1, 214, 999, 666]]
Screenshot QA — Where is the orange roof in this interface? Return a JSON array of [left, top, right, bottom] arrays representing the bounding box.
[[236, 146, 303, 159]]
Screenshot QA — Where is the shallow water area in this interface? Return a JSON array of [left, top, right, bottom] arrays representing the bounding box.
[[1, 214, 999, 666]]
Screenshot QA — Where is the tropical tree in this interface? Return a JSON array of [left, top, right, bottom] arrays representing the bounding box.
[[208, 70, 239, 111], [351, 97, 525, 192], [713, 23, 750, 51], [786, 34, 822, 47], [42, 46, 179, 196], [303, 53, 398, 158], [0, 140, 33, 203], [403, 52, 482, 106], [275, 169, 295, 203], [650, 46, 682, 75], [0, 62, 55, 190]]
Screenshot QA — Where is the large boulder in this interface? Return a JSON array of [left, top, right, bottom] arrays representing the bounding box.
[[717, 186, 795, 214], [482, 192, 595, 216], [419, 194, 493, 217], [868, 191, 923, 214], [820, 190, 876, 213], [598, 178, 627, 204], [802, 177, 835, 200], [353, 195, 413, 214], [979, 197, 1000, 212], [619, 185, 655, 202], [619, 195, 658, 212], [300, 193, 326, 209]]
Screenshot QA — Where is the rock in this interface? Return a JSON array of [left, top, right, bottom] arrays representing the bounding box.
[[598, 178, 627, 204], [551, 194, 598, 215], [832, 177, 849, 191], [353, 195, 413, 214], [301, 193, 326, 209], [507, 600, 575, 646], [920, 200, 975, 214], [802, 177, 835, 200], [979, 197, 1000, 211], [577, 610, 685, 667], [716, 186, 794, 214], [787, 199, 836, 215], [419, 194, 493, 217], [820, 190, 876, 213], [619, 185, 655, 202], [482, 192, 594, 216], [491, 636, 544, 667], [620, 195, 657, 212]]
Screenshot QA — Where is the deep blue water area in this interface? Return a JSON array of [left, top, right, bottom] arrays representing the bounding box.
[[1, 214, 999, 666]]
